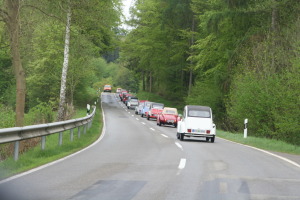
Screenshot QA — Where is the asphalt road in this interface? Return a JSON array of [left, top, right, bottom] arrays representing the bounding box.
[[1, 92, 300, 200]]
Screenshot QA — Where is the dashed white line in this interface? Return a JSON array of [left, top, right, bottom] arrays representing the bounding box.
[[178, 158, 186, 169], [161, 134, 168, 138], [175, 142, 183, 151], [141, 122, 146, 125], [136, 118, 139, 121], [150, 128, 155, 131]]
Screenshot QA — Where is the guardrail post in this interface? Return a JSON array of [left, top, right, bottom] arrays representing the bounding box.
[[41, 136, 46, 150], [84, 124, 87, 134], [14, 141, 19, 161], [70, 129, 74, 141], [59, 132, 63, 146], [78, 127, 81, 138]]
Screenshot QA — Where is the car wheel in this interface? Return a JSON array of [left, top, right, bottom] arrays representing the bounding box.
[[206, 137, 210, 142], [147, 116, 150, 120], [177, 133, 180, 139], [159, 121, 162, 126], [174, 123, 177, 128], [211, 136, 215, 143], [141, 114, 144, 117], [179, 133, 184, 141]]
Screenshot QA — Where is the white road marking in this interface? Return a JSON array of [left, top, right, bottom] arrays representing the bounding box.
[[136, 118, 139, 121], [150, 128, 155, 131], [178, 158, 186, 169], [219, 182, 228, 194], [161, 134, 168, 138], [218, 137, 300, 169], [175, 142, 183, 151], [141, 122, 146, 125]]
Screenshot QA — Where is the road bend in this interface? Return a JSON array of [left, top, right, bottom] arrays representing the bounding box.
[[0, 92, 299, 200]]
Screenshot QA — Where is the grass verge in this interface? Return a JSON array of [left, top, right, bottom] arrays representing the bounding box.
[[217, 130, 300, 155], [0, 106, 103, 180]]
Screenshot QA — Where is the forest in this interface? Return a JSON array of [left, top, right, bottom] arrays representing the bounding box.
[[121, 0, 300, 145], [0, 0, 299, 146]]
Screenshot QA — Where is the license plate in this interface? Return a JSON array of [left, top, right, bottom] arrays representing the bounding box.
[[192, 129, 205, 133], [167, 120, 174, 123]]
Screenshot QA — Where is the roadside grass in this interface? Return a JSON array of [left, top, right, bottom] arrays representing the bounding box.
[[0, 106, 103, 180], [217, 130, 300, 155]]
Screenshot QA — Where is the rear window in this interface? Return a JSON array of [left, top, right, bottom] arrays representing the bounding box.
[[131, 99, 138, 102], [164, 109, 177, 114], [188, 110, 210, 118]]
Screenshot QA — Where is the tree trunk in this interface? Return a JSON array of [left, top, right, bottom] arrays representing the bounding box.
[[57, 3, 71, 121], [188, 17, 195, 95], [6, 0, 26, 127], [142, 70, 145, 91], [271, 1, 279, 72], [149, 71, 152, 93]]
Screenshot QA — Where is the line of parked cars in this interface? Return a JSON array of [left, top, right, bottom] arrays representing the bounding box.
[[115, 89, 216, 143]]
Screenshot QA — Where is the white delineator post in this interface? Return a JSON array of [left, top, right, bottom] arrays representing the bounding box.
[[87, 104, 90, 115], [244, 118, 248, 138]]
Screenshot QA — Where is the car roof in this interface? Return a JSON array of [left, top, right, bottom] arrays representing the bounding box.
[[151, 102, 164, 106], [186, 105, 211, 111]]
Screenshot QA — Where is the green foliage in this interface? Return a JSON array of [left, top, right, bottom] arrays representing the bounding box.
[[0, 104, 15, 128], [121, 0, 193, 99], [114, 67, 139, 93], [25, 101, 55, 125], [186, 77, 224, 122]]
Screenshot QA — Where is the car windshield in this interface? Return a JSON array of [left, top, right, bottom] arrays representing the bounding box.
[[153, 104, 163, 109], [188, 110, 210, 118]]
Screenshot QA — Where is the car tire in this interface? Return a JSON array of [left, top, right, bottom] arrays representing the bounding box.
[[147, 116, 150, 120], [179, 133, 184, 141], [211, 136, 215, 143], [174, 123, 177, 128], [177, 133, 180, 139], [159, 121, 162, 126], [141, 114, 144, 117], [206, 137, 210, 142]]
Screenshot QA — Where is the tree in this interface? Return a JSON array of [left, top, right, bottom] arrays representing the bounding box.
[[57, 1, 71, 121], [0, 0, 26, 126]]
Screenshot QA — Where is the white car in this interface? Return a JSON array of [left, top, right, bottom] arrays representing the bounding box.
[[177, 105, 216, 142]]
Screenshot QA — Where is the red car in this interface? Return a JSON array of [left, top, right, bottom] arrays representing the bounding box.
[[122, 93, 132, 104], [119, 90, 128, 100], [157, 107, 178, 127], [147, 103, 164, 120]]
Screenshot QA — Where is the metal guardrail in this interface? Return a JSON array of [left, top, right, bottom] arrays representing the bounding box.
[[0, 107, 96, 161]]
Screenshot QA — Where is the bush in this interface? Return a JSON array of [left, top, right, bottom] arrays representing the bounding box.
[[0, 104, 15, 128], [25, 101, 55, 125], [227, 68, 300, 145]]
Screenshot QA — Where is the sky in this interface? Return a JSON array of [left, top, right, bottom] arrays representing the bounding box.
[[121, 0, 134, 29]]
